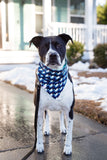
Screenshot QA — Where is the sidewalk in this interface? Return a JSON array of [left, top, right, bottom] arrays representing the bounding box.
[[0, 82, 107, 160]]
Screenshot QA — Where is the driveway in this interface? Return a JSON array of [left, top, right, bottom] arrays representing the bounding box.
[[0, 81, 107, 160]]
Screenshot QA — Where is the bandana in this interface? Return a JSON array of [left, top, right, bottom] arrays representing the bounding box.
[[37, 62, 68, 99]]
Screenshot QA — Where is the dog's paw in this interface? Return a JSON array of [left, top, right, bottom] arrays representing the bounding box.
[[60, 126, 67, 134], [44, 125, 50, 136], [36, 143, 44, 153], [44, 130, 50, 136], [63, 144, 72, 156], [60, 128, 67, 134]]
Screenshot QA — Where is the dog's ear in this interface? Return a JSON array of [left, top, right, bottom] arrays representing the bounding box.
[[58, 33, 73, 45], [29, 36, 43, 48]]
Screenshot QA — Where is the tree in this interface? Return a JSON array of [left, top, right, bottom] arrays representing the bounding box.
[[97, 0, 107, 24]]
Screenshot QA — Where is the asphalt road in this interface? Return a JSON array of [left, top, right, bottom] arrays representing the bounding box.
[[0, 81, 107, 160]]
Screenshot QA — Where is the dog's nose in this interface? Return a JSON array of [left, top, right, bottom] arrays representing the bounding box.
[[50, 53, 57, 59]]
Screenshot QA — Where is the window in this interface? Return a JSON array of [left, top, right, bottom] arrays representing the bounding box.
[[35, 0, 43, 12], [70, 0, 85, 23], [35, 0, 43, 34]]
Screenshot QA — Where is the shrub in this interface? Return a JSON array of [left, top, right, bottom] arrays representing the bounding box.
[[66, 41, 84, 65], [93, 43, 107, 68]]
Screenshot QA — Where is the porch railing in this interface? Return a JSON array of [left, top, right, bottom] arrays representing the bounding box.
[[47, 22, 107, 47], [95, 25, 107, 44], [47, 22, 86, 44]]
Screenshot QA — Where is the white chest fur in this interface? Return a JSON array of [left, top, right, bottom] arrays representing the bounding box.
[[39, 78, 74, 112]]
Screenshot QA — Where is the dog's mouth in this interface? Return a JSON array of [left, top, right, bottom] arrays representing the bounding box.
[[47, 59, 60, 66], [47, 53, 61, 66]]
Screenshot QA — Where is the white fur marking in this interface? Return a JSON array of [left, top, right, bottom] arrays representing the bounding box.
[[45, 41, 62, 69], [36, 112, 44, 153], [44, 112, 50, 136], [39, 78, 73, 111], [64, 119, 73, 155], [60, 112, 67, 134]]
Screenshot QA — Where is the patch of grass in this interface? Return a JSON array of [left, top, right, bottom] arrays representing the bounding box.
[[78, 71, 107, 78], [75, 99, 107, 125]]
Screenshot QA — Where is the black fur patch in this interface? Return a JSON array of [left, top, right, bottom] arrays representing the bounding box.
[[68, 72, 75, 119]]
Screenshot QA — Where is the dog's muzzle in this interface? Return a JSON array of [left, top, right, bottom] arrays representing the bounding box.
[[48, 52, 60, 65]]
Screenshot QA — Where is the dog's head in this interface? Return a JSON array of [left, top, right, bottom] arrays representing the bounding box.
[[30, 34, 73, 69]]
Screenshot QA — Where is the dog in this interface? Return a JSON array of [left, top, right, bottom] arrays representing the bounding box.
[[30, 33, 75, 156]]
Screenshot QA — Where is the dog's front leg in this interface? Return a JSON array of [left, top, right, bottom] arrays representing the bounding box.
[[60, 111, 66, 134], [36, 111, 44, 153], [64, 114, 73, 156], [44, 110, 50, 136]]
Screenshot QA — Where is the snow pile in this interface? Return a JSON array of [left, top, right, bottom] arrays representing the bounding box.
[[70, 61, 90, 71], [0, 61, 107, 111], [70, 61, 107, 72], [74, 77, 107, 101], [0, 66, 37, 92]]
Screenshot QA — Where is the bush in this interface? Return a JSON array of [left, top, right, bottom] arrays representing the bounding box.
[[93, 43, 107, 68], [66, 41, 84, 65]]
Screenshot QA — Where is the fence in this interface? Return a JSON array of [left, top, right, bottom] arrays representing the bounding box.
[[47, 22, 107, 48], [96, 25, 107, 44]]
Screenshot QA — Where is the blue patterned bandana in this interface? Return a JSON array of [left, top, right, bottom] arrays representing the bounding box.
[[37, 62, 68, 99]]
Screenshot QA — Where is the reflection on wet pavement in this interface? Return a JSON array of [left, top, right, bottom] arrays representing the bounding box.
[[0, 82, 34, 147], [0, 82, 72, 160]]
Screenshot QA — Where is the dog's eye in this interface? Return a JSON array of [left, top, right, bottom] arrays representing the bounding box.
[[56, 44, 62, 49]]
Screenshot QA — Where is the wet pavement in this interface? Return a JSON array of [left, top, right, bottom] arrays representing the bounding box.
[[0, 81, 107, 160]]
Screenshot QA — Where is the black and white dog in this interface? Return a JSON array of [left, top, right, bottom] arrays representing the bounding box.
[[30, 33, 75, 156]]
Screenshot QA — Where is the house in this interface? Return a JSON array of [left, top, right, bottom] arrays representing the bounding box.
[[0, 0, 107, 60]]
